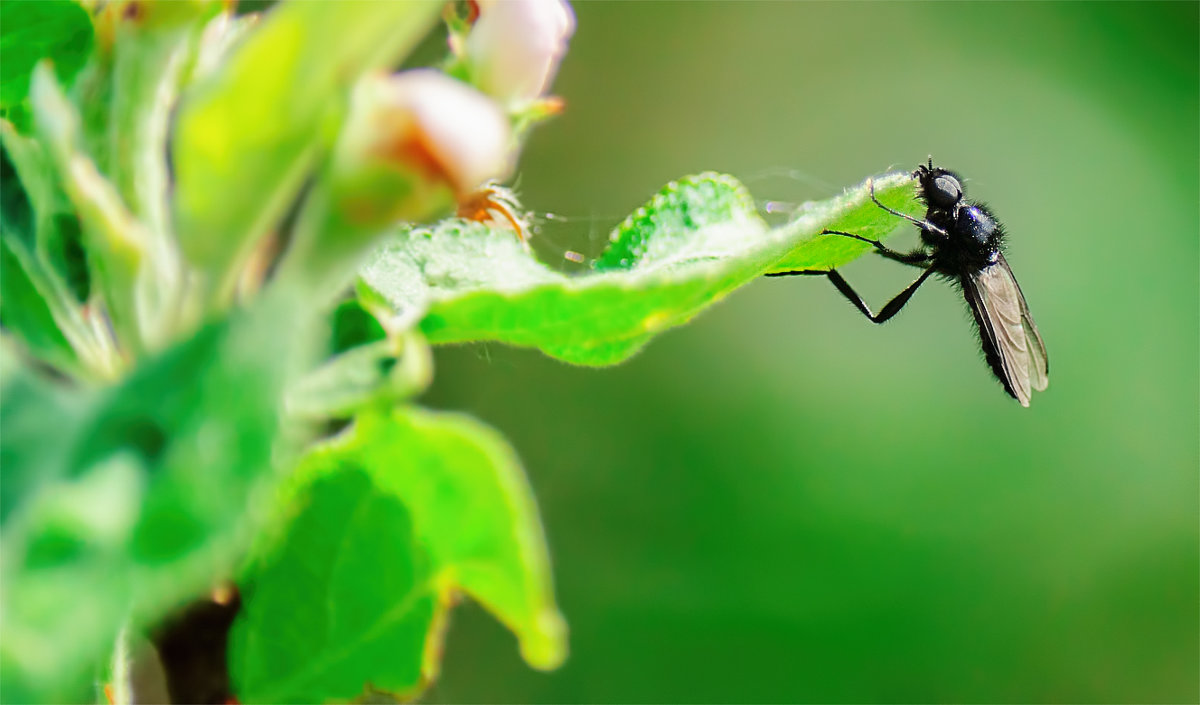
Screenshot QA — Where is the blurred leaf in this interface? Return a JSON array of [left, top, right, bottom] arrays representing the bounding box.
[[0, 137, 72, 365], [171, 0, 442, 299], [284, 298, 428, 422], [41, 211, 88, 302], [0, 0, 94, 122], [0, 138, 35, 246], [0, 345, 93, 705], [0, 293, 312, 703], [187, 11, 258, 86], [360, 171, 921, 365], [0, 238, 77, 371], [0, 137, 90, 374], [231, 407, 565, 702], [31, 64, 151, 354], [2, 117, 90, 304], [107, 1, 222, 238], [284, 336, 431, 422], [0, 346, 91, 527], [328, 298, 387, 354]]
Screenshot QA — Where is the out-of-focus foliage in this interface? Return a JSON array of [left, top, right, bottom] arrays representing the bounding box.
[[0, 0, 93, 122], [2, 1, 567, 701], [0, 236, 76, 371], [1, 294, 305, 702], [172, 1, 443, 296]]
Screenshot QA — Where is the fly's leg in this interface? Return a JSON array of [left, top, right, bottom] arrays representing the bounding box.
[[866, 177, 949, 238], [820, 229, 931, 268], [766, 266, 937, 324]]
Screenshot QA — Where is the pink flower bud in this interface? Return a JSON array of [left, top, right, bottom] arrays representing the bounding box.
[[374, 68, 513, 194], [466, 0, 575, 107], [343, 69, 512, 195], [329, 69, 513, 227]]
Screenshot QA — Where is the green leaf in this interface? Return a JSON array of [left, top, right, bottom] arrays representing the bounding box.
[[328, 298, 387, 354], [360, 171, 921, 366], [0, 138, 77, 369], [0, 0, 94, 121], [0, 138, 35, 246], [2, 118, 89, 302], [0, 237, 77, 372], [230, 468, 437, 704], [0, 342, 91, 527], [171, 0, 442, 303], [0, 343, 97, 704], [2, 120, 112, 378], [106, 1, 223, 239], [0, 293, 313, 703], [231, 407, 566, 703], [284, 335, 432, 422], [30, 64, 152, 356]]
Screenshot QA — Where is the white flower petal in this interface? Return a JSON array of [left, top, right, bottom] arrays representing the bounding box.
[[467, 0, 575, 106], [368, 69, 513, 193]]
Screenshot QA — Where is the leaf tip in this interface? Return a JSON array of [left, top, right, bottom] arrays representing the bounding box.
[[517, 607, 568, 671]]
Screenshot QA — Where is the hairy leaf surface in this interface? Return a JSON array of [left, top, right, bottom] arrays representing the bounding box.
[[360, 171, 921, 365]]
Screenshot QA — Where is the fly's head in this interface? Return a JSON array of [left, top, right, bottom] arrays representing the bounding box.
[[915, 161, 965, 212]]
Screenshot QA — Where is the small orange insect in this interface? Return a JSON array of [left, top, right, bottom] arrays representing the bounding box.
[[456, 181, 533, 242]]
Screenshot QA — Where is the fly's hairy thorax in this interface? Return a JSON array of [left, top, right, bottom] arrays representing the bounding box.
[[920, 200, 1004, 274]]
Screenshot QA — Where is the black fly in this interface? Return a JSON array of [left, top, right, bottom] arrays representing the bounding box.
[[768, 159, 1049, 406]]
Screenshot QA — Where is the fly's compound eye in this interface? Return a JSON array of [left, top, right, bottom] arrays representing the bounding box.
[[927, 174, 963, 208]]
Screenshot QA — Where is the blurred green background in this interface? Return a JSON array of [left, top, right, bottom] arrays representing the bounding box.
[[424, 2, 1198, 702]]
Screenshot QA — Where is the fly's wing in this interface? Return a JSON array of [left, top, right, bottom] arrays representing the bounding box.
[[962, 255, 1048, 406], [1009, 254, 1049, 392]]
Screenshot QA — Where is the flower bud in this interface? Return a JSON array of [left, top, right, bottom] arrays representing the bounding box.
[[332, 68, 513, 226], [275, 70, 514, 299], [465, 0, 575, 107]]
